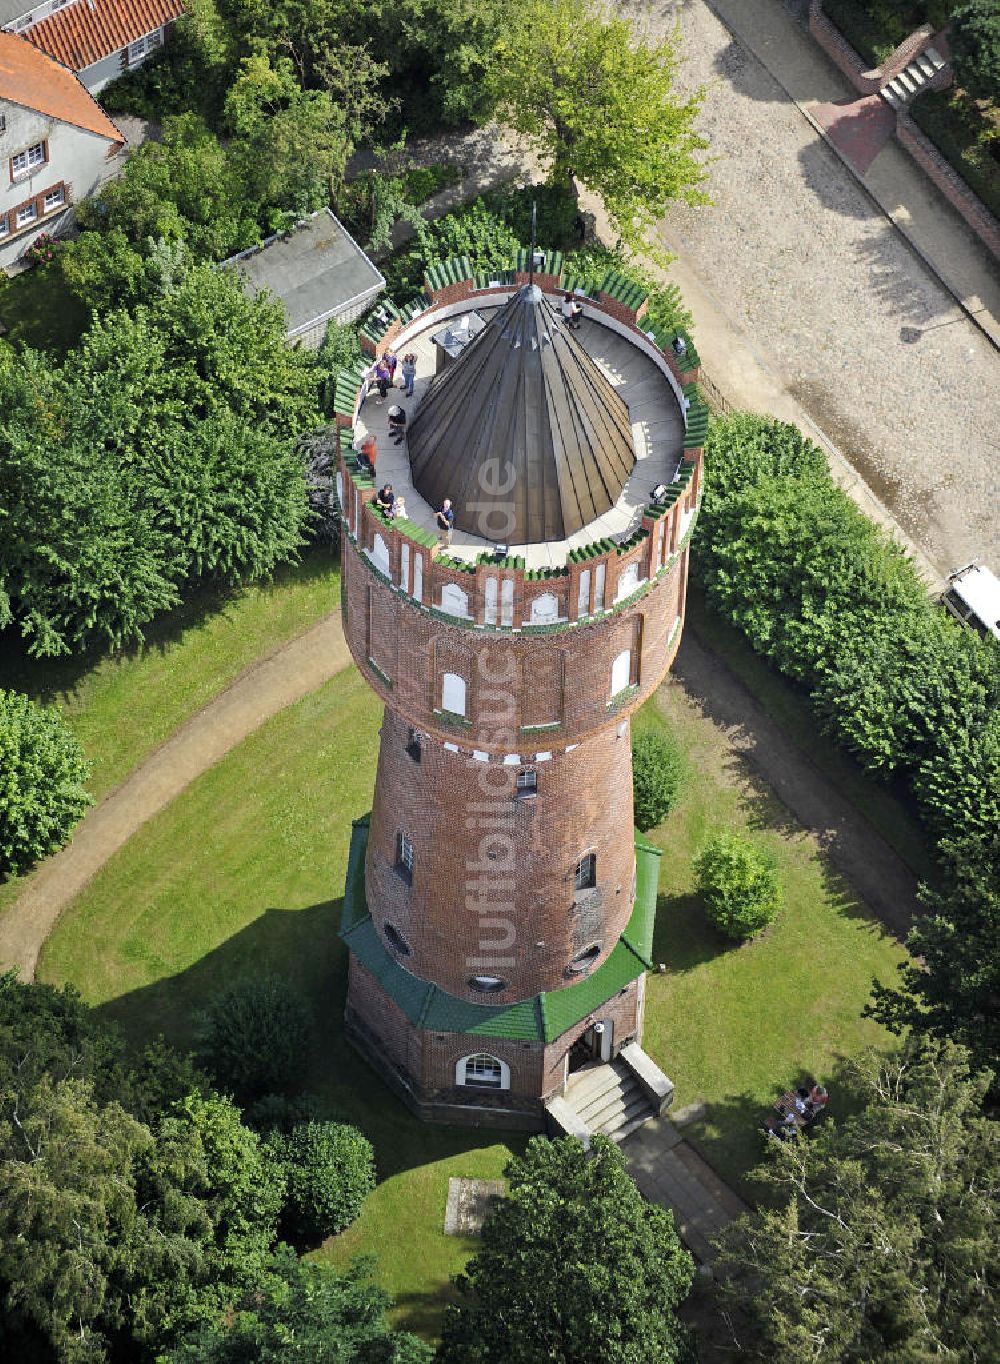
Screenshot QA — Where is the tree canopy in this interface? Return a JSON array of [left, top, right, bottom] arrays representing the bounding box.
[[714, 1039, 999, 1359], [438, 1134, 694, 1363], [0, 690, 91, 878], [491, 0, 709, 257]]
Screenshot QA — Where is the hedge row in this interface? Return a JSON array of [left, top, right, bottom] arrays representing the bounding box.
[[694, 412, 1000, 854]]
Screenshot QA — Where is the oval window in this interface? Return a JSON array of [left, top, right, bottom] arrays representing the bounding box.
[[384, 923, 411, 955], [469, 975, 507, 993], [567, 943, 601, 974]]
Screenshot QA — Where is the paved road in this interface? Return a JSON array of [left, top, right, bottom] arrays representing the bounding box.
[[635, 0, 1000, 576]]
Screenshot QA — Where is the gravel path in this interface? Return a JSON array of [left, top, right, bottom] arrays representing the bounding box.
[[0, 615, 352, 980], [639, 0, 1000, 574]]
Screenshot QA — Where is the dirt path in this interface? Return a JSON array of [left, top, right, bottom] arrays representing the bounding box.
[[669, 628, 921, 940], [0, 614, 352, 981]]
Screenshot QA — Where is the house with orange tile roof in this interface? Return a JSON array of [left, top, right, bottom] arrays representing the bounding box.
[[0, 31, 124, 267], [2, 0, 183, 93]]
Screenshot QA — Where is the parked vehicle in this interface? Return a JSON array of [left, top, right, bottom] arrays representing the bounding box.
[[941, 562, 1000, 642]]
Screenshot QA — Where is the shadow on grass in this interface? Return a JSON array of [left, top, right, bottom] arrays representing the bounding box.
[[0, 546, 337, 707], [678, 1049, 876, 1204], [93, 893, 525, 1185], [652, 891, 740, 973]]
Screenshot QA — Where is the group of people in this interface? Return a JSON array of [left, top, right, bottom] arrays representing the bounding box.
[[765, 1082, 829, 1140], [376, 483, 407, 521], [366, 351, 418, 403]]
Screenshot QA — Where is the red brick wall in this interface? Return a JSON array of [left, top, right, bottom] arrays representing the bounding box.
[[345, 950, 644, 1106], [897, 113, 1000, 258], [341, 536, 688, 747], [365, 708, 639, 1001]]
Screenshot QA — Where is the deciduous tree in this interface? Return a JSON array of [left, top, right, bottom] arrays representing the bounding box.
[[438, 1135, 693, 1363], [492, 0, 709, 258], [0, 691, 90, 877]]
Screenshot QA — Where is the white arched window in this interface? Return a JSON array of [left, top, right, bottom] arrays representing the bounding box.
[[335, 470, 344, 511], [456, 1053, 510, 1090], [441, 672, 467, 717], [501, 578, 514, 626], [400, 542, 410, 594], [484, 577, 498, 625], [577, 568, 591, 617], [413, 553, 423, 602], [594, 562, 606, 610], [529, 591, 559, 625], [441, 582, 470, 618], [615, 562, 641, 603], [610, 648, 632, 698], [371, 532, 390, 576]]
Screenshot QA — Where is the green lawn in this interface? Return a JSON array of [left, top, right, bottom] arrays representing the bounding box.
[[633, 687, 906, 1194], [0, 550, 341, 925], [0, 262, 90, 356], [38, 634, 907, 1332], [37, 668, 523, 1339]]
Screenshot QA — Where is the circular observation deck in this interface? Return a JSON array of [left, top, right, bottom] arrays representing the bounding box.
[[351, 287, 687, 571]]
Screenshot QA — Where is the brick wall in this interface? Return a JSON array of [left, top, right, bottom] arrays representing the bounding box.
[[897, 113, 1000, 258], [365, 708, 640, 1001], [341, 535, 687, 747]]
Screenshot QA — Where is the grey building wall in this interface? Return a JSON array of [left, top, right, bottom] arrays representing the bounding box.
[[0, 100, 119, 269]]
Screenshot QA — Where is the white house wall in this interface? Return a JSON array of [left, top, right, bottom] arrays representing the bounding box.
[[0, 100, 118, 268]]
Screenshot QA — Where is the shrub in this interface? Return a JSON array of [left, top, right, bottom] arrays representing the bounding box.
[[195, 974, 311, 1102], [564, 243, 695, 336], [695, 833, 781, 940], [0, 690, 91, 878], [950, 0, 1000, 103], [632, 730, 686, 831], [245, 1091, 326, 1133], [275, 1120, 376, 1241]]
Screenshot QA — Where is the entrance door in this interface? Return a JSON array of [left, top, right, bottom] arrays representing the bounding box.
[[593, 1019, 614, 1063]]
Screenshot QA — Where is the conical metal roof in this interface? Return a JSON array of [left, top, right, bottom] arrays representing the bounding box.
[[408, 285, 636, 545]]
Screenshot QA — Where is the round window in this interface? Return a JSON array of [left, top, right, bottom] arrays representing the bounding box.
[[384, 923, 411, 956], [567, 943, 601, 975], [469, 975, 507, 993]]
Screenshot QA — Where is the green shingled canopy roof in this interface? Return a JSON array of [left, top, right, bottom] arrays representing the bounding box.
[[340, 817, 661, 1044]]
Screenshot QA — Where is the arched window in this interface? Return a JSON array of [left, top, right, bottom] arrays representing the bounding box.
[[371, 532, 390, 576], [574, 852, 597, 891], [397, 832, 414, 883], [441, 672, 467, 717], [456, 1053, 510, 1089], [484, 577, 498, 625], [335, 470, 344, 511], [384, 923, 411, 955], [400, 542, 410, 594], [413, 553, 423, 602], [594, 562, 606, 611], [469, 975, 507, 994], [440, 583, 470, 618], [529, 591, 559, 625], [610, 649, 632, 698], [615, 562, 641, 603], [501, 578, 514, 627], [577, 568, 591, 617]]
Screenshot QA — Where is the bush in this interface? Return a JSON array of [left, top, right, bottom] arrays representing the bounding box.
[[0, 690, 91, 878], [695, 833, 781, 940], [564, 243, 695, 336], [949, 0, 1000, 103], [384, 198, 525, 296], [245, 1091, 326, 1133], [632, 730, 686, 831], [485, 181, 584, 250], [275, 1120, 376, 1241], [195, 974, 311, 1102]]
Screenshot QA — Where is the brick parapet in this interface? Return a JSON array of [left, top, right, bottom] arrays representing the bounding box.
[[339, 525, 687, 748], [809, 3, 949, 92]]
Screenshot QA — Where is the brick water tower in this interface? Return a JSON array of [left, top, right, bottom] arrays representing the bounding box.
[[335, 260, 705, 1137]]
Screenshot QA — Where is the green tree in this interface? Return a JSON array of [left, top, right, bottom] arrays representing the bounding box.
[[492, 0, 709, 258], [0, 690, 91, 878], [632, 730, 686, 831], [167, 1246, 433, 1362], [438, 1135, 694, 1363], [697, 412, 829, 531], [196, 975, 311, 1102], [950, 0, 1000, 102], [224, 55, 352, 228], [695, 832, 781, 940], [275, 1120, 376, 1242], [714, 1039, 999, 1359], [868, 828, 1000, 1097]]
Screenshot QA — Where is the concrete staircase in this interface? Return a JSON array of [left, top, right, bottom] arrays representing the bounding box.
[[880, 47, 946, 108], [562, 1057, 657, 1143]]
